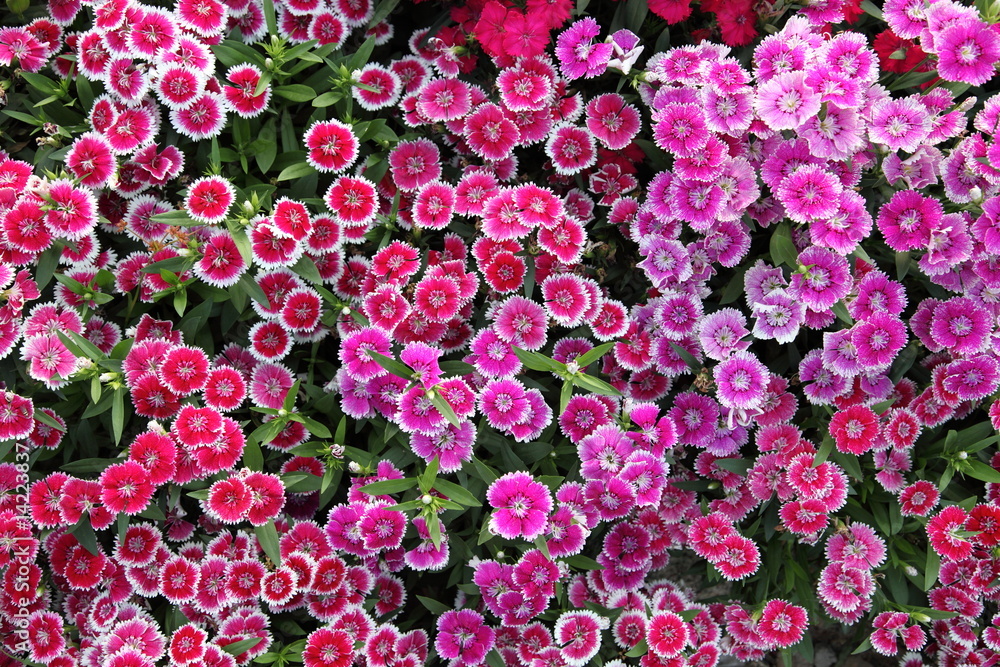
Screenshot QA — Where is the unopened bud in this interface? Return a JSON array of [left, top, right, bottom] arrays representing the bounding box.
[[958, 451, 969, 460], [341, 307, 351, 315], [348, 461, 362, 473], [421, 494, 433, 505]]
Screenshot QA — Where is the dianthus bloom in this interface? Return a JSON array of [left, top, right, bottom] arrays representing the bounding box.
[[487, 471, 553, 540], [304, 120, 359, 173], [435, 610, 495, 664], [554, 18, 613, 79], [829, 404, 879, 455], [927, 505, 973, 561], [935, 19, 1000, 86], [757, 600, 807, 649], [754, 71, 821, 131], [713, 350, 769, 414]]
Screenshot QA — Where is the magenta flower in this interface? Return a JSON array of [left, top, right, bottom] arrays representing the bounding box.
[[388, 138, 441, 191], [555, 611, 608, 665], [757, 600, 807, 649], [304, 119, 359, 173], [435, 610, 494, 663], [714, 350, 769, 413], [935, 18, 1000, 85], [487, 471, 553, 540], [790, 246, 851, 311], [775, 165, 842, 223], [554, 18, 613, 79], [545, 123, 598, 175], [653, 104, 708, 156], [868, 97, 931, 152], [754, 71, 821, 131], [929, 297, 992, 355], [493, 295, 548, 350], [851, 312, 908, 369], [586, 93, 641, 150], [751, 290, 806, 344], [185, 176, 235, 224], [876, 189, 941, 252]]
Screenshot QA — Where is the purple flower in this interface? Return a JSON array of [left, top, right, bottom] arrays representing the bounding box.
[[868, 98, 931, 153], [435, 610, 495, 663], [929, 297, 993, 355], [753, 71, 821, 131], [752, 290, 806, 344], [670, 392, 720, 447], [638, 236, 693, 288], [849, 270, 907, 320], [487, 471, 553, 540], [776, 165, 842, 223], [935, 18, 1000, 86], [578, 425, 631, 481], [876, 189, 942, 252], [852, 312, 909, 369], [790, 246, 851, 311], [799, 349, 850, 405], [479, 378, 529, 430], [714, 350, 770, 413], [652, 104, 709, 156], [410, 422, 475, 473], [655, 290, 704, 340], [810, 191, 873, 255], [941, 355, 1000, 400], [554, 18, 613, 80], [699, 308, 751, 361], [822, 329, 863, 377]]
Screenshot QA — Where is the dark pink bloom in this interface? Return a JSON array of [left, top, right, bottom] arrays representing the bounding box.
[[487, 471, 553, 540], [304, 119, 359, 173]]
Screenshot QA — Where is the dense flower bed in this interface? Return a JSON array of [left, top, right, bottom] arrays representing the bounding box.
[[3, 0, 1000, 665]]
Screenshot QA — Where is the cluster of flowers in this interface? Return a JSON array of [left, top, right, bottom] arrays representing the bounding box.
[[4, 0, 1000, 661]]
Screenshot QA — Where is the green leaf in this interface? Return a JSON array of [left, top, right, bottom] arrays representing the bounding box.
[[419, 456, 439, 494], [429, 390, 461, 428], [513, 347, 566, 373], [274, 84, 317, 103], [220, 637, 264, 657], [571, 373, 622, 396], [71, 516, 99, 556], [33, 408, 65, 432], [964, 459, 1000, 483], [149, 209, 197, 226], [281, 472, 324, 492], [625, 639, 648, 658], [440, 360, 476, 376], [244, 434, 264, 471], [362, 478, 418, 495], [61, 458, 115, 474], [312, 91, 342, 107], [563, 554, 603, 570], [770, 222, 798, 267], [291, 255, 323, 284], [813, 436, 835, 467], [831, 301, 853, 326], [299, 414, 332, 439], [560, 379, 573, 415], [432, 478, 482, 507], [574, 341, 616, 369], [714, 458, 752, 475], [347, 36, 377, 72], [417, 595, 451, 614], [924, 543, 941, 591], [369, 352, 413, 380], [276, 162, 317, 181], [34, 244, 60, 290], [485, 650, 505, 667], [669, 342, 702, 373], [368, 0, 401, 26], [469, 457, 499, 485], [860, 0, 883, 18], [111, 387, 125, 445], [256, 519, 282, 566], [427, 513, 442, 548], [262, 0, 277, 35], [138, 503, 166, 520]]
